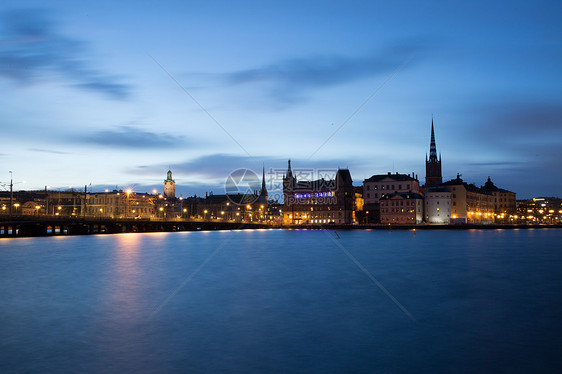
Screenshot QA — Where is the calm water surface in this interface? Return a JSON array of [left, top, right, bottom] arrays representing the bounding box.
[[1, 229, 561, 373]]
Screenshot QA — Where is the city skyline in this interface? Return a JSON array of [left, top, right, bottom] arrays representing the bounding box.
[[1, 1, 561, 198]]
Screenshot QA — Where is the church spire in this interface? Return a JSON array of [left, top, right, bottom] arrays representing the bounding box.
[[425, 117, 443, 187], [429, 118, 438, 162], [260, 164, 267, 197]]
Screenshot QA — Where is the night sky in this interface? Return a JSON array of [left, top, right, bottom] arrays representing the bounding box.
[[1, 1, 561, 198]]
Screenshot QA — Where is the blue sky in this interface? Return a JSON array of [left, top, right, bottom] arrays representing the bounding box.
[[1, 0, 561, 198]]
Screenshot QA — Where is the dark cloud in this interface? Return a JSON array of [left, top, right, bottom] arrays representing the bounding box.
[[221, 41, 425, 105], [80, 126, 188, 149], [28, 148, 71, 155], [131, 153, 359, 181], [474, 101, 562, 140], [464, 161, 525, 167], [0, 9, 131, 99]]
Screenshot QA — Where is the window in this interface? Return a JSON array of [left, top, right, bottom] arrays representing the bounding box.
[[367, 193, 370, 198], [367, 185, 370, 190], [375, 193, 378, 198], [399, 184, 402, 190], [407, 184, 410, 190]]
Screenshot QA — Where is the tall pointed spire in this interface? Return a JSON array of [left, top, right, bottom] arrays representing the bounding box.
[[425, 117, 443, 187], [287, 159, 293, 179], [429, 118, 438, 162]]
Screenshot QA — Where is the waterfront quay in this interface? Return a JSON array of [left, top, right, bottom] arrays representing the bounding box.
[[1, 216, 560, 237]]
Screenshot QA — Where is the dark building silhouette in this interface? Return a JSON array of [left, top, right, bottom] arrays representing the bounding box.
[[283, 160, 354, 224], [425, 119, 442, 187], [260, 165, 268, 201]]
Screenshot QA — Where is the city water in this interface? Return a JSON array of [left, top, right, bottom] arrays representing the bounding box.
[[1, 229, 561, 373]]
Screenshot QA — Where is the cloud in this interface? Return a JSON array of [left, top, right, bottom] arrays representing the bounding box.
[[474, 101, 562, 141], [0, 9, 131, 99], [130, 153, 360, 181], [79, 126, 188, 149], [220, 41, 424, 105], [464, 161, 525, 167], [28, 148, 71, 155]]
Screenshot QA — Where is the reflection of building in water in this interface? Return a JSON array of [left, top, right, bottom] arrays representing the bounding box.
[[283, 160, 354, 225]]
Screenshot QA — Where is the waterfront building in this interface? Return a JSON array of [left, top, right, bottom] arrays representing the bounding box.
[[196, 167, 270, 222], [363, 172, 420, 205], [441, 175, 494, 223], [481, 177, 516, 219], [425, 119, 443, 187], [164, 169, 176, 198], [283, 160, 354, 224], [380, 192, 424, 224], [424, 186, 451, 224], [0, 189, 83, 217], [362, 172, 419, 223], [21, 200, 44, 215], [516, 197, 562, 224], [85, 190, 156, 219]]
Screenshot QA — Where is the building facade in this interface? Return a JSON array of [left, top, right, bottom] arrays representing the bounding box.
[[380, 192, 424, 224], [424, 186, 451, 224], [363, 172, 420, 205], [85, 191, 156, 219], [362, 172, 419, 223], [481, 177, 516, 219], [283, 161, 354, 225], [164, 169, 176, 198], [441, 175, 495, 223]]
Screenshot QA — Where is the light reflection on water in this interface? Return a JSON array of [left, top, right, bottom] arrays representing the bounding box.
[[0, 229, 561, 373]]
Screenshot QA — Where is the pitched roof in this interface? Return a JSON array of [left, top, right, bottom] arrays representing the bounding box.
[[364, 172, 417, 183], [425, 186, 450, 193]]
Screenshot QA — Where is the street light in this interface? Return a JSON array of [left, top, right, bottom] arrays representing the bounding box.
[[9, 171, 13, 216], [126, 189, 132, 218]]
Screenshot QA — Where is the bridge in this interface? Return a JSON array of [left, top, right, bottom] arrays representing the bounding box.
[[0, 217, 273, 237]]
